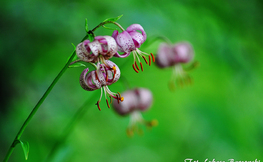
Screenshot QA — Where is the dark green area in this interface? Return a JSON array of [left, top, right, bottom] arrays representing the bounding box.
[[1, 0, 263, 161]]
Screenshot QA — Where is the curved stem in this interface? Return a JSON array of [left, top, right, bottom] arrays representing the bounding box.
[[3, 34, 89, 162], [3, 50, 76, 162], [91, 21, 125, 32]]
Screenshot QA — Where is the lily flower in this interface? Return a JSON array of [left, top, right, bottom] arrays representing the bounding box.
[[112, 24, 155, 73], [156, 41, 198, 89], [112, 88, 157, 136], [76, 36, 118, 64], [80, 60, 123, 110]]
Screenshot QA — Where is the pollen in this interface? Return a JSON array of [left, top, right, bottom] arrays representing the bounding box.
[[120, 97, 124, 102]]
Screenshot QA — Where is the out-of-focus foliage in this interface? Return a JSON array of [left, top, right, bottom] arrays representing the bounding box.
[[1, 0, 263, 161]]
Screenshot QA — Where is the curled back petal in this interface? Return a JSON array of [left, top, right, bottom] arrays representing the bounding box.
[[76, 41, 91, 62], [96, 36, 118, 58], [80, 68, 98, 91], [135, 88, 153, 111], [88, 40, 103, 59], [115, 31, 135, 56], [173, 42, 194, 63], [156, 43, 175, 68], [128, 31, 145, 48], [126, 24, 147, 42], [105, 60, 120, 85], [113, 52, 130, 58]]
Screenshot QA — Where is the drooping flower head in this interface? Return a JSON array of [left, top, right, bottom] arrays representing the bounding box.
[[112, 24, 155, 73], [76, 36, 118, 63], [80, 60, 123, 110], [156, 41, 198, 89], [112, 88, 157, 136]]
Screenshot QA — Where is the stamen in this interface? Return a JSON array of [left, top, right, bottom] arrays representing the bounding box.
[[126, 128, 134, 137], [148, 55, 151, 66], [116, 94, 120, 103], [140, 62, 143, 71], [95, 101, 101, 111], [112, 65, 116, 78], [112, 66, 117, 71], [117, 92, 124, 102], [151, 53, 155, 62], [134, 61, 140, 71], [109, 96, 112, 103], [132, 64, 139, 73], [106, 99, 110, 108], [120, 96, 124, 102], [104, 66, 108, 82], [142, 56, 148, 65], [95, 71, 100, 82]]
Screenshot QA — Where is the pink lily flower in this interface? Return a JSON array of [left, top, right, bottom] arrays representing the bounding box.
[[113, 88, 157, 136], [112, 24, 155, 73], [156, 41, 198, 89], [76, 36, 118, 63], [80, 60, 123, 110]]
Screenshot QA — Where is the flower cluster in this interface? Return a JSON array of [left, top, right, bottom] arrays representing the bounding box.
[[112, 88, 157, 136], [74, 22, 153, 110], [156, 41, 198, 89], [72, 17, 198, 136]]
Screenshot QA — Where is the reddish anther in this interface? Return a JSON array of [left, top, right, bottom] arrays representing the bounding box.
[[142, 56, 148, 65], [149, 55, 151, 66], [140, 62, 143, 71], [96, 101, 101, 111], [132, 64, 139, 73], [116, 94, 120, 103], [95, 71, 100, 82], [151, 53, 155, 62], [106, 99, 110, 108], [134, 61, 140, 71], [109, 96, 112, 103]]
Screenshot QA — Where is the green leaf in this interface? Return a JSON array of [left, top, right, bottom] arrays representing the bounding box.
[[19, 140, 29, 160], [102, 25, 118, 31], [85, 18, 89, 32], [103, 15, 123, 22], [87, 33, 94, 42], [69, 63, 86, 68]]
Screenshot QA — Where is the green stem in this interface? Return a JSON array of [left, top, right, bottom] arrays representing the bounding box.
[[3, 50, 76, 162], [91, 21, 125, 32]]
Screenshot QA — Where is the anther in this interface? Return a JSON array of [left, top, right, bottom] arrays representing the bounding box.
[[106, 99, 110, 108], [134, 61, 140, 71], [116, 94, 120, 103], [95, 101, 101, 111], [105, 67, 108, 82], [140, 62, 143, 71], [151, 53, 155, 62], [142, 56, 148, 65], [95, 71, 100, 82], [148, 55, 151, 66], [132, 64, 139, 73], [117, 92, 124, 102], [112, 65, 117, 78], [109, 96, 112, 103], [120, 97, 124, 102]]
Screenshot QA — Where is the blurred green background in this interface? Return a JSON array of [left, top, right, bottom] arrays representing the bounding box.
[[1, 0, 263, 161]]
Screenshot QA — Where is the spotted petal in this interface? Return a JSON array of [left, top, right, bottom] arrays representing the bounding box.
[[126, 24, 146, 42]]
